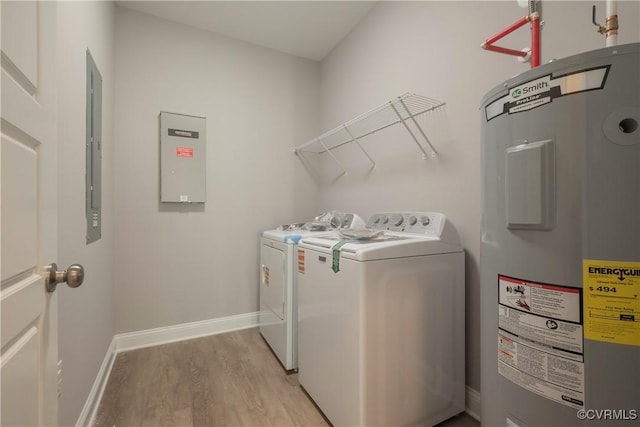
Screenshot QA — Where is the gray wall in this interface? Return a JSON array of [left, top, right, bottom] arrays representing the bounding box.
[[316, 0, 640, 394], [56, 1, 115, 425], [55, 2, 640, 423], [112, 6, 321, 333]]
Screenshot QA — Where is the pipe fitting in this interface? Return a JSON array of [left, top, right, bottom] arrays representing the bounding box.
[[605, 14, 619, 36]]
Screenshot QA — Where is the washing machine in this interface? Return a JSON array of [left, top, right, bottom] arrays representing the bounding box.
[[297, 212, 465, 426], [259, 213, 364, 371]]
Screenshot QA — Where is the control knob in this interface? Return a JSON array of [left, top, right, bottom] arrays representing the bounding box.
[[421, 216, 431, 226], [392, 215, 403, 227], [408, 215, 418, 226]]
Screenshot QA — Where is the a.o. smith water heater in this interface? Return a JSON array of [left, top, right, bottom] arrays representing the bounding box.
[[480, 43, 639, 426]]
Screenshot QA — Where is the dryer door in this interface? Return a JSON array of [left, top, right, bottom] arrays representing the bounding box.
[[260, 242, 286, 319]]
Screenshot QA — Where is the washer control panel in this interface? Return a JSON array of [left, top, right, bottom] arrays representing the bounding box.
[[339, 213, 357, 228], [366, 212, 444, 235]]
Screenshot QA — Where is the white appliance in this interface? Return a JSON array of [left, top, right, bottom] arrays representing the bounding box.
[[480, 43, 640, 427], [297, 212, 465, 426], [259, 213, 364, 371]]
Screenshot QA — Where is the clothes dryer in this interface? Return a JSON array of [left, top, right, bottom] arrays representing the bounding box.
[[297, 212, 465, 426], [259, 213, 364, 371]]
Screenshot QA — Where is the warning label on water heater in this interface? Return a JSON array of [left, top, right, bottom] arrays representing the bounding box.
[[583, 259, 640, 346], [497, 275, 584, 409]]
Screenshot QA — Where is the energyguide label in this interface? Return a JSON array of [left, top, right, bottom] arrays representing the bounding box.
[[583, 259, 640, 346]]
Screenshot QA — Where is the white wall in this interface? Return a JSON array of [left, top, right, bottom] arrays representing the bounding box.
[[113, 6, 321, 333], [317, 0, 640, 395], [56, 2, 115, 425], [53, 2, 639, 422]]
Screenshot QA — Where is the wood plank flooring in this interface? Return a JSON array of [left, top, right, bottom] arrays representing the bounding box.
[[94, 328, 479, 427]]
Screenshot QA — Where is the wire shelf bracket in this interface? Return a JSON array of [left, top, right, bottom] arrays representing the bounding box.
[[293, 93, 445, 170]]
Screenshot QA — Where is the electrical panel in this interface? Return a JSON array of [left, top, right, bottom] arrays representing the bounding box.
[[86, 51, 102, 243], [160, 112, 206, 203]]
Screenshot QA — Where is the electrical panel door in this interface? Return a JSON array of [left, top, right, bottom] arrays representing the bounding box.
[[160, 112, 206, 203]]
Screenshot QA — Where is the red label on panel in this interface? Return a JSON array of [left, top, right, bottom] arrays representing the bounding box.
[[176, 147, 193, 157]]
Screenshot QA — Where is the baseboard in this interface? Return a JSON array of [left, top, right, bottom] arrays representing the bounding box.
[[465, 385, 481, 421], [75, 337, 117, 427], [113, 311, 260, 352], [77, 312, 259, 426]]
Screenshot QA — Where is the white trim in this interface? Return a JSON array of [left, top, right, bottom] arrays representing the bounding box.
[[76, 338, 116, 427], [113, 312, 260, 352], [465, 385, 481, 421], [76, 312, 260, 426]]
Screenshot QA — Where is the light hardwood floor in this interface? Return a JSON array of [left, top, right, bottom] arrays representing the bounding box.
[[94, 328, 478, 427]]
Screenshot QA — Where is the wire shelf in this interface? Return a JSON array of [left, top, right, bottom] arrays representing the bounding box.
[[293, 93, 445, 161]]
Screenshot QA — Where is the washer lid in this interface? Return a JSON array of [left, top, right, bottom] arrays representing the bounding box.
[[298, 232, 462, 261], [262, 228, 331, 243]]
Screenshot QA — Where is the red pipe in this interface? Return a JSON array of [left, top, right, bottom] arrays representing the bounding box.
[[484, 15, 531, 46], [484, 44, 528, 58], [531, 13, 541, 67], [481, 11, 541, 68]]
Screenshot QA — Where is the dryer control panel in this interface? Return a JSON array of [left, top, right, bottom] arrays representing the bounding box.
[[366, 212, 445, 236]]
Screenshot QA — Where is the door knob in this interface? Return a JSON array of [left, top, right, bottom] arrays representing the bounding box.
[[45, 263, 85, 292]]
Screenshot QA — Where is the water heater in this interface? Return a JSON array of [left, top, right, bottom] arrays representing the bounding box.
[[480, 43, 639, 426]]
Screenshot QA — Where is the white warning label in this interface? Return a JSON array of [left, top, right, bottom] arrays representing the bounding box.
[[498, 275, 584, 409], [498, 331, 585, 409]]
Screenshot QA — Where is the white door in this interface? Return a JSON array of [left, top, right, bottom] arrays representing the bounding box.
[[1, 1, 59, 425]]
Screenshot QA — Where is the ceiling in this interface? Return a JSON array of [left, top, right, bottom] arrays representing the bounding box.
[[117, 1, 377, 61]]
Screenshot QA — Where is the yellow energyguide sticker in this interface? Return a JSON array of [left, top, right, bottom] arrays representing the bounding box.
[[583, 260, 640, 346]]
